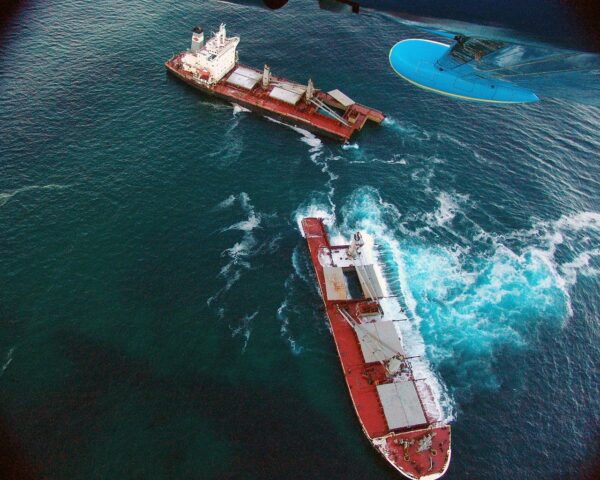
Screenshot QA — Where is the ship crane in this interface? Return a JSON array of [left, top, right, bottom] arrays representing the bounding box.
[[336, 304, 415, 378], [337, 232, 418, 378]]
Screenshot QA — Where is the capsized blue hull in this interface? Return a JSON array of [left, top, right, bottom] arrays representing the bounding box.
[[389, 39, 539, 103]]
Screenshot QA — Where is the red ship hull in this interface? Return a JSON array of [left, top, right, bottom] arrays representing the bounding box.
[[301, 217, 451, 479], [165, 55, 384, 142]]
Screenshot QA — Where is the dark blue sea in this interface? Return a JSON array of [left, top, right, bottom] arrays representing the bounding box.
[[1, 1, 599, 479]]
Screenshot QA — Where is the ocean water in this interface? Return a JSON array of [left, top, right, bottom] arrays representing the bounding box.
[[1, 1, 599, 479]]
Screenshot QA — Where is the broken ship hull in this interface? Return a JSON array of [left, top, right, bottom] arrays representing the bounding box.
[[165, 56, 384, 142], [301, 217, 451, 479]]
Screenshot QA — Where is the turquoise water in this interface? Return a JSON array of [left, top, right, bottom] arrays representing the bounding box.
[[1, 1, 599, 479]]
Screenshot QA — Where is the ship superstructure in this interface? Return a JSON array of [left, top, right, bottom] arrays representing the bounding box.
[[179, 24, 240, 84], [166, 24, 384, 142], [301, 217, 451, 479]]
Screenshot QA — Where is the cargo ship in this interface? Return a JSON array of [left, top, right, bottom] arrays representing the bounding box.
[[301, 217, 451, 479], [165, 24, 385, 142]]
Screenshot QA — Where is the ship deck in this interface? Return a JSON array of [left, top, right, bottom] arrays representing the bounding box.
[[165, 55, 384, 142], [302, 217, 451, 480]]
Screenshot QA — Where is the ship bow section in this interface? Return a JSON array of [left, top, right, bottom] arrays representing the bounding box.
[[374, 426, 451, 479]]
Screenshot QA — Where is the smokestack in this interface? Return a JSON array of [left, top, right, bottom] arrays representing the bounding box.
[[191, 26, 204, 52]]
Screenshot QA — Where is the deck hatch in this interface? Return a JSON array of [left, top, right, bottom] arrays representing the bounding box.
[[328, 89, 355, 107], [355, 321, 404, 363], [377, 381, 427, 430], [323, 266, 349, 301], [227, 66, 262, 90], [269, 85, 304, 105]]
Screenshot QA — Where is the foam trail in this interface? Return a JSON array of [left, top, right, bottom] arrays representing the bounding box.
[[223, 212, 261, 232], [215, 194, 236, 210], [427, 192, 462, 227], [383, 116, 431, 141], [207, 115, 243, 162], [276, 290, 304, 355], [265, 117, 323, 153], [291, 245, 309, 283], [197, 100, 231, 111], [0, 348, 14, 377], [208, 193, 262, 305], [231, 311, 258, 353], [232, 103, 250, 115], [0, 184, 70, 207], [265, 117, 339, 209]]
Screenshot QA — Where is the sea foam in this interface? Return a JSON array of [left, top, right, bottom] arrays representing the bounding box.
[[0, 184, 70, 207], [316, 186, 598, 410]]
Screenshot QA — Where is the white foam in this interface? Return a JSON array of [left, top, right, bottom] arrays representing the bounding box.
[[364, 234, 454, 422], [0, 184, 69, 207], [342, 143, 360, 150], [232, 103, 250, 115], [276, 294, 304, 355], [336, 188, 455, 421], [223, 212, 261, 232], [207, 117, 243, 162], [208, 193, 265, 307], [294, 202, 335, 237], [265, 116, 323, 150], [231, 311, 258, 353], [215, 194, 236, 209], [197, 100, 231, 111], [429, 192, 460, 227], [383, 116, 431, 141], [0, 347, 14, 377], [335, 186, 600, 411], [554, 211, 600, 232], [561, 249, 600, 285]]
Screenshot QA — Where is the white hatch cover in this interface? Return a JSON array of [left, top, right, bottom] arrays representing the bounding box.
[[328, 89, 355, 107], [377, 381, 427, 430], [227, 66, 262, 90], [355, 321, 404, 363], [323, 266, 349, 301], [355, 264, 385, 299], [269, 85, 305, 105]]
